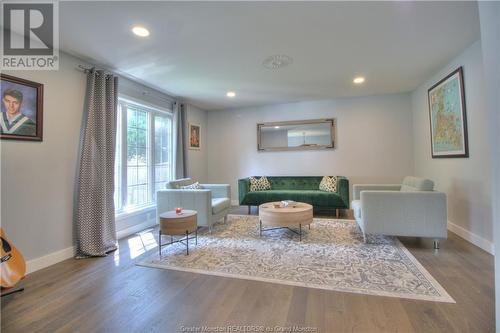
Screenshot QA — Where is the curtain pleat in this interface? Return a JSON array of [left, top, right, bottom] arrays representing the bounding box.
[[75, 70, 118, 258], [174, 102, 187, 179]]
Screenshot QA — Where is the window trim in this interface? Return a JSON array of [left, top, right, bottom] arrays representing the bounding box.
[[115, 204, 156, 222], [119, 94, 173, 116], [115, 95, 174, 217]]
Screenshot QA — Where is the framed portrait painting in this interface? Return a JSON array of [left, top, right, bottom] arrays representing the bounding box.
[[1, 74, 43, 141], [188, 123, 201, 150], [427, 67, 468, 158]]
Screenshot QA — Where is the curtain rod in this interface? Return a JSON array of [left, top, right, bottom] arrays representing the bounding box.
[[77, 64, 114, 75], [77, 64, 177, 104]]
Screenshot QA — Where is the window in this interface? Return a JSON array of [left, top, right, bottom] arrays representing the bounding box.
[[115, 97, 174, 214]]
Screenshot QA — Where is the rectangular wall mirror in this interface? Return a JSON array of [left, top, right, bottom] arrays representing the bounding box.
[[257, 119, 335, 151]]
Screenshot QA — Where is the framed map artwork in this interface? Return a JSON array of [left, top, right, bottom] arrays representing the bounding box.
[[427, 67, 468, 158]]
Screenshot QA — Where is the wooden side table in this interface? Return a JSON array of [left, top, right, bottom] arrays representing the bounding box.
[[159, 210, 198, 256]]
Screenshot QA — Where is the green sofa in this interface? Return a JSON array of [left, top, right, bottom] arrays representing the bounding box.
[[238, 176, 349, 213]]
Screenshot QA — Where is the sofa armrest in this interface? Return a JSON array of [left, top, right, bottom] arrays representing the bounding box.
[[201, 184, 231, 199], [337, 177, 350, 208], [353, 184, 401, 200], [156, 189, 212, 225], [238, 178, 250, 205], [360, 190, 447, 238]]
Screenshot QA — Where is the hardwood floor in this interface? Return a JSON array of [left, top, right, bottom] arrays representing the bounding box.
[[1, 207, 494, 333]]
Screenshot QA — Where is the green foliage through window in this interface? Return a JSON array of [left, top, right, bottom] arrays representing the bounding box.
[[115, 98, 174, 213]]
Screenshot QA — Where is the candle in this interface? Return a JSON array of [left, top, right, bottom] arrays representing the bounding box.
[[175, 207, 182, 214]]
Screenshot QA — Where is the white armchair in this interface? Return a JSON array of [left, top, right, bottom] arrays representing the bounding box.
[[156, 178, 231, 231], [351, 177, 447, 249]]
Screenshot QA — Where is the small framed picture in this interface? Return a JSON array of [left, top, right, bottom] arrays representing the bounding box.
[[427, 67, 468, 158], [1, 74, 43, 141], [188, 123, 201, 150]]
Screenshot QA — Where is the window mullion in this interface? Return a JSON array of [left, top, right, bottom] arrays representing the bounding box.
[[121, 104, 128, 208], [149, 112, 155, 203]]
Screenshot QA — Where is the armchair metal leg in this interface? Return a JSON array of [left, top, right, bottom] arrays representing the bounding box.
[[434, 239, 440, 250], [248, 205, 251, 215]]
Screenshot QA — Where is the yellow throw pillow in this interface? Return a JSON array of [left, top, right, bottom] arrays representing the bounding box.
[[319, 176, 337, 192], [249, 176, 271, 192]]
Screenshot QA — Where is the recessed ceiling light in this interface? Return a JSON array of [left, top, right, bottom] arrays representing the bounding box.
[[274, 126, 280, 129], [132, 26, 150, 37], [353, 77, 365, 84], [263, 55, 293, 69], [226, 91, 236, 98]]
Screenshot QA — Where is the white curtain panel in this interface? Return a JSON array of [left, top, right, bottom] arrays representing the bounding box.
[[75, 70, 118, 257]]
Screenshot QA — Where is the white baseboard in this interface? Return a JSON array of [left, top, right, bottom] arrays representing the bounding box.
[[25, 220, 156, 275], [116, 219, 157, 240], [26, 246, 75, 274], [447, 221, 494, 255]]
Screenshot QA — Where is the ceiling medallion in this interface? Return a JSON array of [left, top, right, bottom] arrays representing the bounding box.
[[262, 54, 293, 69]]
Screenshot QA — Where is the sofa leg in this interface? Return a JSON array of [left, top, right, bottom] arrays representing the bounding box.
[[224, 216, 228, 224], [336, 209, 339, 218], [433, 239, 440, 250], [248, 205, 251, 215]]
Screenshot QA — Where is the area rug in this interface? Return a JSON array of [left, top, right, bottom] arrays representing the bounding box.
[[138, 214, 454, 303]]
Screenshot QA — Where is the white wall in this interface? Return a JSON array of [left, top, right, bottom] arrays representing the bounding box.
[[477, 1, 500, 327], [1, 53, 86, 266], [411, 40, 493, 251], [186, 104, 208, 183], [207, 94, 414, 201]]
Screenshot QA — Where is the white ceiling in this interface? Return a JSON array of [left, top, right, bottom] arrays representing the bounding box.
[[60, 1, 480, 110]]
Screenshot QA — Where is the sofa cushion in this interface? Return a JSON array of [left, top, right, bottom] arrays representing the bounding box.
[[351, 200, 362, 219], [401, 176, 434, 192], [244, 190, 345, 207], [249, 176, 271, 192], [212, 198, 231, 215], [319, 176, 337, 192], [267, 176, 322, 190]]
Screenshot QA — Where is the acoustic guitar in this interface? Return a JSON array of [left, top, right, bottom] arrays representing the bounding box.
[[0, 228, 26, 289]]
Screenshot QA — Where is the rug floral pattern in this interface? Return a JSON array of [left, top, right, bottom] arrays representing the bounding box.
[[139, 215, 454, 303]]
